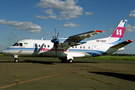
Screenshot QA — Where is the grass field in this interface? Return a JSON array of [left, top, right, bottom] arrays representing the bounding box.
[[92, 56, 135, 60]]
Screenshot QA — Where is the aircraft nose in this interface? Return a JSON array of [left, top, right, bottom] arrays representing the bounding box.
[[2, 49, 7, 55]]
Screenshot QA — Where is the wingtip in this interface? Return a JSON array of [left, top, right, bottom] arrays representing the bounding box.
[[96, 30, 105, 32], [127, 40, 133, 42]]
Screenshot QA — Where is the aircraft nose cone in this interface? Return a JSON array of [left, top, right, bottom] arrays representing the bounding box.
[[2, 49, 7, 55]]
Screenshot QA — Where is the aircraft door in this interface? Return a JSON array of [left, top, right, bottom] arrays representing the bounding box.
[[92, 45, 98, 56], [92, 45, 98, 50]]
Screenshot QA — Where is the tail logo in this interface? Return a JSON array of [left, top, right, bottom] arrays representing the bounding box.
[[111, 27, 125, 38], [110, 20, 127, 38], [116, 29, 122, 36]]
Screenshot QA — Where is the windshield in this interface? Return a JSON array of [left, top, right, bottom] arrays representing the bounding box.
[[13, 43, 23, 46]]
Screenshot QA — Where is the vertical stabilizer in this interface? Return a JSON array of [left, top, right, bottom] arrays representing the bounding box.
[[87, 20, 128, 44], [110, 20, 127, 38]]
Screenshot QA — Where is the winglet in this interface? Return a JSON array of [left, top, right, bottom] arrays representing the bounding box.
[[96, 30, 105, 32]]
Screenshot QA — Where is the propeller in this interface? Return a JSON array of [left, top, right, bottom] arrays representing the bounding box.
[[33, 43, 44, 55], [51, 29, 59, 53]]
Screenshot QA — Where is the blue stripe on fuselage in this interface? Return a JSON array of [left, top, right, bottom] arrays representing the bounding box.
[[5, 48, 34, 51], [68, 49, 106, 56]]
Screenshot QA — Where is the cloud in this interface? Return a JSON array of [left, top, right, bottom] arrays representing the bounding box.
[[45, 9, 55, 15], [128, 10, 135, 17], [0, 19, 42, 33], [36, 15, 59, 20], [126, 24, 135, 32], [36, 15, 48, 19], [59, 22, 80, 28], [85, 12, 94, 16], [36, 0, 83, 20]]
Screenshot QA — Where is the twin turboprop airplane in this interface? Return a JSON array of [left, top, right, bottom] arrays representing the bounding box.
[[2, 20, 133, 63]]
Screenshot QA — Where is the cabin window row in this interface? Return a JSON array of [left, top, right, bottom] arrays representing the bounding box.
[[72, 46, 90, 49], [38, 44, 50, 48]]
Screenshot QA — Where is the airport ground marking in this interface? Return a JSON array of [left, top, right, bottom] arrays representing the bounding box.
[[0, 71, 71, 90]]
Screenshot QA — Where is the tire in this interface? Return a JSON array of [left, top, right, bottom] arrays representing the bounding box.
[[14, 59, 19, 62]]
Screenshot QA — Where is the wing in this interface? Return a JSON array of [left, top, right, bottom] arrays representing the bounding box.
[[60, 30, 105, 47]]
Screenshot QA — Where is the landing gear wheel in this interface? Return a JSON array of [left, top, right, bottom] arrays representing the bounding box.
[[67, 59, 73, 63], [69, 59, 73, 63], [14, 58, 19, 62]]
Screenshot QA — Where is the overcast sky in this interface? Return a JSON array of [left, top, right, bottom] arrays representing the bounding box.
[[0, 0, 135, 54]]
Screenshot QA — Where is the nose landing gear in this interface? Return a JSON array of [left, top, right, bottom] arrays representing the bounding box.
[[14, 55, 19, 62]]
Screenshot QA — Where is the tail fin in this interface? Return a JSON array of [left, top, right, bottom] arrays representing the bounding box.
[[89, 20, 127, 44], [110, 20, 127, 38], [106, 20, 127, 44]]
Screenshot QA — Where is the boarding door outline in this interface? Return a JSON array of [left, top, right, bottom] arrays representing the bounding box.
[[92, 45, 98, 50], [92, 45, 98, 56]]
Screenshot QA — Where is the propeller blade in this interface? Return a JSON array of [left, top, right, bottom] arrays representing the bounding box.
[[33, 43, 44, 55], [55, 29, 56, 38], [54, 43, 58, 53], [51, 29, 60, 53], [37, 43, 44, 52], [57, 32, 59, 38]]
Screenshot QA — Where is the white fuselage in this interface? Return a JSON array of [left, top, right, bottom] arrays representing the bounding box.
[[2, 39, 124, 58]]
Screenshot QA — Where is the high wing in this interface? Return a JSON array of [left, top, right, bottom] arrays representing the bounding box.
[[60, 30, 105, 47]]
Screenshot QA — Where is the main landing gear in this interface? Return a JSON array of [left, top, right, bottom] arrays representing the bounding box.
[[14, 55, 19, 62]]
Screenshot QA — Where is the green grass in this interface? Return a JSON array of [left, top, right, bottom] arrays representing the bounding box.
[[92, 56, 135, 60], [0, 54, 4, 56]]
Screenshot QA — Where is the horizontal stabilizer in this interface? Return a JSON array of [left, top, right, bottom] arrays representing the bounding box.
[[106, 40, 133, 54], [111, 40, 133, 48]]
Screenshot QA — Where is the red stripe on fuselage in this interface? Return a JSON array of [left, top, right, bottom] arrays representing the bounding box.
[[41, 48, 67, 52]]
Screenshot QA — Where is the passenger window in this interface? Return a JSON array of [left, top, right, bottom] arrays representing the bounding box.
[[80, 46, 82, 49], [48, 45, 50, 48], [83, 46, 85, 49]]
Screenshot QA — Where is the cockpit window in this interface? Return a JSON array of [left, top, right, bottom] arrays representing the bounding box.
[[13, 43, 18, 46], [19, 43, 23, 46], [13, 43, 23, 46]]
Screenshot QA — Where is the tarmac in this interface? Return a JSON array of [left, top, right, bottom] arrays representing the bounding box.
[[0, 56, 135, 90]]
